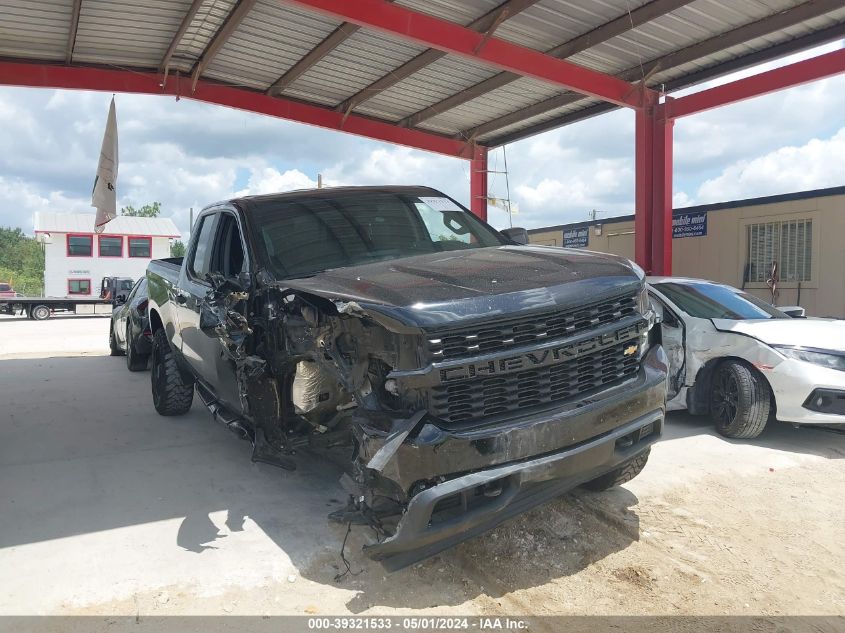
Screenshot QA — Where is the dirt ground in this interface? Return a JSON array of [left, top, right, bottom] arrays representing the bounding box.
[[1, 314, 843, 619]]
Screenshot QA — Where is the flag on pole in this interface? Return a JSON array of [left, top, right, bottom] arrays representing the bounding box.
[[487, 197, 519, 215], [92, 97, 118, 233]]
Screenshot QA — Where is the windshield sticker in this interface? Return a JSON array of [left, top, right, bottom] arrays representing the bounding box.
[[419, 196, 462, 212]]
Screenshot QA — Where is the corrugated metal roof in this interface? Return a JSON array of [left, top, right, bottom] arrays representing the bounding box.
[[204, 2, 341, 89], [1, 0, 843, 147], [0, 0, 74, 60], [72, 0, 193, 67], [33, 212, 181, 237]]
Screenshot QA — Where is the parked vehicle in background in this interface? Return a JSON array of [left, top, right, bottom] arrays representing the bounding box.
[[0, 276, 136, 320], [109, 277, 152, 371], [0, 282, 17, 299], [145, 186, 668, 569], [101, 277, 134, 303], [648, 277, 845, 438]]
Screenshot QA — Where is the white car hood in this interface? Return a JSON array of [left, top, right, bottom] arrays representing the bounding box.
[[711, 318, 845, 352]]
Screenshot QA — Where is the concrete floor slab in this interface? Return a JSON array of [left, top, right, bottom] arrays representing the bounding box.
[[1, 315, 843, 617]]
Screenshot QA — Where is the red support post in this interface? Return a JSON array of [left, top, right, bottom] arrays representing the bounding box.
[[634, 96, 674, 275], [634, 108, 654, 273], [651, 107, 674, 276], [470, 146, 489, 221]]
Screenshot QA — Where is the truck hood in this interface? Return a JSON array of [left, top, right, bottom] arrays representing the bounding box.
[[282, 245, 642, 328], [712, 318, 845, 352]]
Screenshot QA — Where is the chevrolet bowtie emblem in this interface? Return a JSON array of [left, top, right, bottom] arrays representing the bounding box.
[[623, 344, 638, 356]]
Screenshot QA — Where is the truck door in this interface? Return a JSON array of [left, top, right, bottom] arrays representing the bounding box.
[[178, 212, 219, 380], [650, 294, 685, 401], [180, 210, 248, 413]]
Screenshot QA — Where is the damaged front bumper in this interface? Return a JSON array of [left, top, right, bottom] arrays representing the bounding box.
[[362, 345, 668, 570]]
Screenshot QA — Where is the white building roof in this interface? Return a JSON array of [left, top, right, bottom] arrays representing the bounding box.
[[33, 212, 180, 238]]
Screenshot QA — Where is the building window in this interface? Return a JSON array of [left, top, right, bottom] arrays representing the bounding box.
[[128, 236, 152, 258], [67, 234, 93, 257], [746, 219, 812, 283], [98, 235, 123, 257], [68, 279, 91, 295]]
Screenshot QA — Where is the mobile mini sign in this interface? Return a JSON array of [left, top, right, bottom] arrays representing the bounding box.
[[563, 227, 589, 248], [672, 211, 707, 238]]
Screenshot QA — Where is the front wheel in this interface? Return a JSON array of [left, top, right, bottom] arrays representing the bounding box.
[[710, 361, 770, 439], [151, 328, 193, 415], [584, 449, 650, 491], [109, 321, 123, 356]]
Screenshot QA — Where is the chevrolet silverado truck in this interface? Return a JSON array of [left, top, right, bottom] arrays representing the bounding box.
[[146, 186, 668, 570]]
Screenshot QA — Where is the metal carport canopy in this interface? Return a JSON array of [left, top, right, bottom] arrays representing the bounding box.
[[1, 0, 845, 274]]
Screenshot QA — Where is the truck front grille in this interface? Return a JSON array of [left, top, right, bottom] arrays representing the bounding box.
[[429, 337, 640, 426], [427, 293, 637, 360]]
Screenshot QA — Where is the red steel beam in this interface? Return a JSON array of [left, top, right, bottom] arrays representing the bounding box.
[[470, 146, 489, 221], [634, 109, 654, 273], [650, 109, 674, 276], [634, 95, 674, 275], [281, 0, 650, 109], [0, 61, 472, 159], [665, 46, 845, 119]]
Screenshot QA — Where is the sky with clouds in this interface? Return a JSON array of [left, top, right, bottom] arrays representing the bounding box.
[[1, 41, 843, 238]]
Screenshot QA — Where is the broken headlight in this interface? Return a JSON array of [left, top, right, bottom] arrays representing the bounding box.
[[637, 284, 655, 356], [774, 346, 845, 372]]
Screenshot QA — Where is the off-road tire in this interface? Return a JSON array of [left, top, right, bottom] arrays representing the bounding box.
[[126, 323, 148, 371], [31, 304, 51, 320], [710, 360, 770, 439], [109, 321, 123, 356], [151, 328, 193, 415], [584, 449, 650, 491]]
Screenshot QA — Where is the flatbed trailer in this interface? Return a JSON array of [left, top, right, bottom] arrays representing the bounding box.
[[0, 296, 114, 320]]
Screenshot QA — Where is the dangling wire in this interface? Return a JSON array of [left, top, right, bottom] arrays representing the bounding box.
[[333, 521, 363, 582]]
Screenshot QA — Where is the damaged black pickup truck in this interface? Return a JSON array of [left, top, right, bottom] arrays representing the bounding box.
[[146, 186, 668, 570]]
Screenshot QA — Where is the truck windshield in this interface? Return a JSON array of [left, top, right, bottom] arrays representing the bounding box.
[[248, 191, 508, 279], [654, 281, 788, 320]]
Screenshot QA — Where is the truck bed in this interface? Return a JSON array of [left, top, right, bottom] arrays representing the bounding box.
[[148, 257, 182, 285]]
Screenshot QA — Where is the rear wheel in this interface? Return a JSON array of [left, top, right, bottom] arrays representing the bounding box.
[[126, 322, 148, 371], [584, 449, 650, 491], [710, 360, 770, 439], [151, 328, 193, 415], [31, 304, 50, 320]]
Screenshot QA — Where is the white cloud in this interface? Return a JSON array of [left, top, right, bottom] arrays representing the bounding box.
[[1, 41, 844, 238], [695, 127, 845, 204], [235, 167, 317, 196]]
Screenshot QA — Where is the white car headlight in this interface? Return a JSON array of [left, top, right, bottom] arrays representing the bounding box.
[[774, 346, 845, 372]]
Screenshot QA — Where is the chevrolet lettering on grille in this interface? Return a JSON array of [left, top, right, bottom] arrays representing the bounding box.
[[438, 319, 648, 384]]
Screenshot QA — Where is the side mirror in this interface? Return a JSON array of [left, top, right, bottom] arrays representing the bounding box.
[[501, 227, 529, 245], [779, 305, 806, 318]]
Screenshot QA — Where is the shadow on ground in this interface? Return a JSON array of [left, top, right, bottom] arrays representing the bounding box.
[[0, 314, 110, 323], [1, 355, 842, 612], [664, 410, 845, 460]]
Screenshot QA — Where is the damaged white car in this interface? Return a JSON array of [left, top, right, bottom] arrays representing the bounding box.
[[648, 277, 845, 438]]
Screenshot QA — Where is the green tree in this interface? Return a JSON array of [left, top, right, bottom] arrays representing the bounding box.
[[170, 239, 186, 258], [0, 227, 45, 296], [121, 202, 161, 217]]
